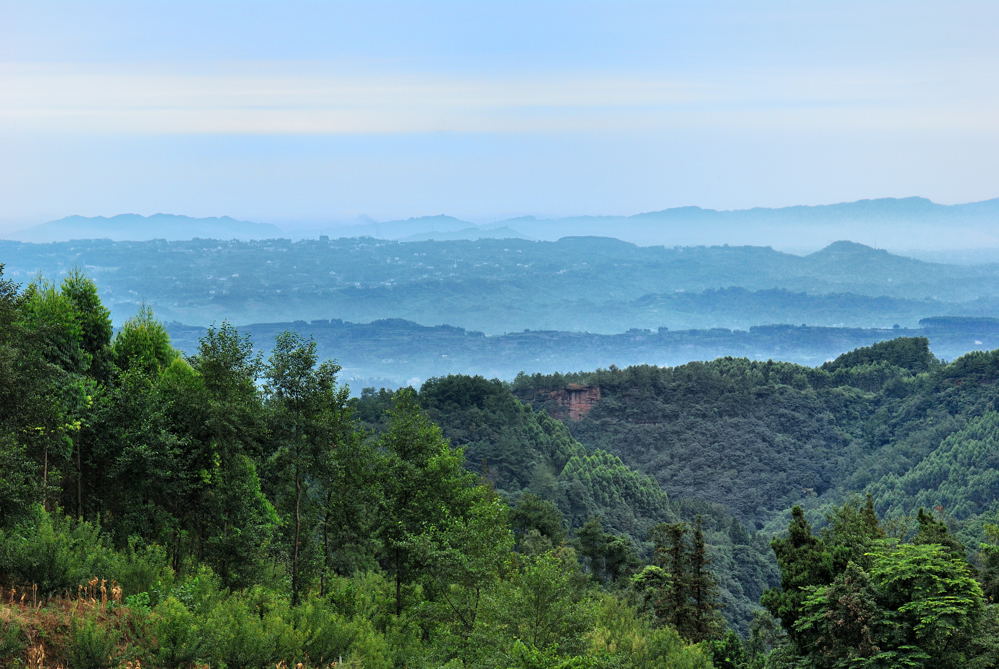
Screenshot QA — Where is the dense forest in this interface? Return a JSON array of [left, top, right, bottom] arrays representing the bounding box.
[[2, 268, 999, 667]]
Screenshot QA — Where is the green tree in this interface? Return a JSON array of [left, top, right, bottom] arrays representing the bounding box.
[[913, 508, 965, 558], [510, 493, 567, 552], [378, 388, 477, 614], [59, 270, 112, 382], [111, 305, 177, 376], [262, 330, 351, 604], [868, 541, 984, 667], [795, 561, 883, 667], [477, 549, 591, 658], [761, 506, 833, 652], [688, 516, 722, 641], [186, 323, 277, 586]]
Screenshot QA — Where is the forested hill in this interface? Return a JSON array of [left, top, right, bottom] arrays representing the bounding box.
[[164, 314, 999, 389], [511, 337, 999, 544], [5, 236, 999, 333], [4, 267, 999, 666]]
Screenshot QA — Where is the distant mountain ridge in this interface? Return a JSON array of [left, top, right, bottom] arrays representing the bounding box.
[[13, 213, 282, 242], [489, 197, 999, 250], [313, 196, 999, 251], [10, 196, 999, 249]]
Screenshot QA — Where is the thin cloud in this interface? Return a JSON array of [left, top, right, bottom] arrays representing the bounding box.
[[4, 61, 996, 136]]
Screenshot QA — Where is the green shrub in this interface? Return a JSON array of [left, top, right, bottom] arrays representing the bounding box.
[[0, 505, 113, 594], [0, 617, 27, 661], [293, 596, 356, 665], [66, 615, 121, 669], [170, 565, 226, 615], [201, 592, 301, 668], [149, 596, 203, 667], [107, 538, 174, 602]]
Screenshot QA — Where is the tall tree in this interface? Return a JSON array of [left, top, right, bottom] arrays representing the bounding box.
[[688, 517, 722, 641], [186, 322, 276, 586], [761, 506, 833, 652], [263, 331, 351, 604], [60, 270, 112, 382], [651, 522, 693, 635], [378, 388, 477, 614]]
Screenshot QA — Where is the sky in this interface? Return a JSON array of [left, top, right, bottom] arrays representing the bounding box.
[[2, 0, 999, 228]]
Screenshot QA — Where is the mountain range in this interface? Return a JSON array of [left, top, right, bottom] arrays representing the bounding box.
[[11, 213, 282, 242], [10, 197, 999, 253]]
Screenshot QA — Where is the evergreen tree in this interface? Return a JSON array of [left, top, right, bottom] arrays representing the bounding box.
[[761, 506, 833, 652], [688, 516, 722, 641], [914, 507, 965, 558]]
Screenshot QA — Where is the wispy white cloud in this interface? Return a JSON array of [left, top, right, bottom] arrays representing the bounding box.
[[4, 61, 997, 136]]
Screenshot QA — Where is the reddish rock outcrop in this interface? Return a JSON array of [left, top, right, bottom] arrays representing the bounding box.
[[548, 384, 601, 421]]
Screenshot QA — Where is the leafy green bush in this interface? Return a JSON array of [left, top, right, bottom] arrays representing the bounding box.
[[200, 590, 301, 668], [0, 617, 27, 661], [148, 596, 203, 667], [66, 615, 121, 669], [292, 596, 356, 665], [0, 505, 113, 594], [170, 564, 226, 615], [107, 537, 174, 602]]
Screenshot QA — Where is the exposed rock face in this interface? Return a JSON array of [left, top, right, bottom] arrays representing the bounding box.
[[549, 384, 601, 421]]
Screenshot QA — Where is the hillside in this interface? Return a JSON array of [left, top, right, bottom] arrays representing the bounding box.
[[4, 268, 999, 666], [511, 338, 999, 550], [4, 236, 999, 333]]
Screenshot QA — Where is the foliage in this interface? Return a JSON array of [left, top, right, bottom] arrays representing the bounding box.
[[66, 614, 122, 669], [5, 268, 999, 666], [772, 501, 988, 667]]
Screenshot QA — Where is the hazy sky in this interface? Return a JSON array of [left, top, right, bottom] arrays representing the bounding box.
[[3, 0, 999, 226]]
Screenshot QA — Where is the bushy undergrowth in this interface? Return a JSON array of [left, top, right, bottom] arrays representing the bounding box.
[[0, 506, 172, 599], [0, 507, 714, 668]]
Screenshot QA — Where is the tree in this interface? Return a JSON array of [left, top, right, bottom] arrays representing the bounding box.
[[414, 488, 514, 652], [477, 549, 591, 658], [14, 279, 94, 511], [868, 541, 984, 667], [688, 517, 722, 641], [769, 501, 988, 668], [111, 305, 177, 376], [978, 521, 999, 603], [262, 331, 351, 604], [642, 519, 720, 642], [761, 506, 833, 652], [794, 561, 882, 667], [913, 508, 965, 558], [378, 388, 477, 614], [60, 270, 112, 382], [649, 522, 693, 636], [822, 494, 884, 571], [185, 323, 276, 586], [510, 493, 566, 551], [576, 517, 636, 583]]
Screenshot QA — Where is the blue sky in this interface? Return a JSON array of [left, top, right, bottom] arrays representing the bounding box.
[[2, 0, 998, 226]]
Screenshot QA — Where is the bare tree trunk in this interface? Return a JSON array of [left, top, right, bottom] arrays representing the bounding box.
[[320, 490, 332, 597], [42, 442, 49, 510], [292, 463, 302, 606], [76, 441, 83, 517]]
